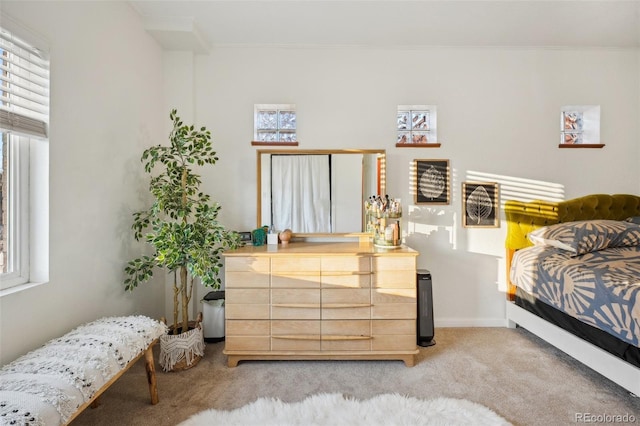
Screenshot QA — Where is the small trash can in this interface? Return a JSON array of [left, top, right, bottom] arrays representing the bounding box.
[[202, 290, 225, 343]]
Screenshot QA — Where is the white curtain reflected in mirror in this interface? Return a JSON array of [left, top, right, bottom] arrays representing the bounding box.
[[258, 149, 386, 235], [271, 155, 331, 233]]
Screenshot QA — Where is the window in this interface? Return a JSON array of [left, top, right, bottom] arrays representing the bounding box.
[[251, 104, 298, 146], [559, 105, 602, 148], [396, 105, 439, 147], [0, 22, 49, 292], [0, 133, 6, 273]]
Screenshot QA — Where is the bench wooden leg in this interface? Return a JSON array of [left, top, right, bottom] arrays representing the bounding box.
[[90, 396, 102, 409], [144, 344, 159, 405]]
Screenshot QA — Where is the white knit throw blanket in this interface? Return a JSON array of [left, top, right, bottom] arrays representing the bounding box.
[[0, 315, 167, 426], [159, 325, 205, 372]]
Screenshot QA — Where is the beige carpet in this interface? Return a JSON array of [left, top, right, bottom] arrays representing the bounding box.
[[71, 328, 640, 426]]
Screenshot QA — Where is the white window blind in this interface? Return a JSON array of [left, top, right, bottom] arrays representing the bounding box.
[[0, 26, 49, 138]]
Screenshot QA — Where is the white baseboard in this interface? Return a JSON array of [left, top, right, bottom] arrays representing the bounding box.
[[434, 318, 507, 328]]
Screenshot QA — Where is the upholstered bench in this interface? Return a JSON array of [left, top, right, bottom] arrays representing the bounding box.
[[0, 315, 167, 425]]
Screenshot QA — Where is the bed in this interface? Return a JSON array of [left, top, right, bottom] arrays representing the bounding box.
[[505, 193, 640, 395]]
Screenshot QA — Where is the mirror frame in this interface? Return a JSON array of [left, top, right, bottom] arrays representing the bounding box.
[[256, 149, 386, 237]]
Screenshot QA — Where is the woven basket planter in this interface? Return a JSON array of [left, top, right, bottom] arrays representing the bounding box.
[[160, 313, 205, 372]]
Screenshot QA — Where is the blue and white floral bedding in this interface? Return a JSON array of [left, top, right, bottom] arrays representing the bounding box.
[[510, 219, 640, 347]]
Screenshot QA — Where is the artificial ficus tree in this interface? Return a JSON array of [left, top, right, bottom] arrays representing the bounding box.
[[125, 109, 240, 334]]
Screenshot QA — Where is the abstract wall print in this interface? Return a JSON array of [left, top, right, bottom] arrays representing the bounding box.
[[415, 159, 450, 204], [462, 181, 499, 228]]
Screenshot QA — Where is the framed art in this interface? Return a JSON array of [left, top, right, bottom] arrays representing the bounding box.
[[462, 181, 499, 228], [415, 159, 450, 204]]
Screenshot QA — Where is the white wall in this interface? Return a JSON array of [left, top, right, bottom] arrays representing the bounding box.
[[0, 1, 166, 364], [169, 45, 639, 326]]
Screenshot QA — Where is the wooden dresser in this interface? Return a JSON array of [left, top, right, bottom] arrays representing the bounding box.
[[222, 242, 419, 367]]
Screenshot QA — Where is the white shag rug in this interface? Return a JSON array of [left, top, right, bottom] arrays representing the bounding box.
[[178, 393, 512, 426]]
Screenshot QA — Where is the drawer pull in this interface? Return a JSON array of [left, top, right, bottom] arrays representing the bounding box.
[[272, 303, 321, 308], [273, 335, 321, 341], [322, 303, 372, 309], [271, 303, 373, 309], [322, 335, 372, 341], [321, 271, 373, 276], [272, 303, 372, 309], [272, 335, 372, 341], [272, 272, 320, 276]]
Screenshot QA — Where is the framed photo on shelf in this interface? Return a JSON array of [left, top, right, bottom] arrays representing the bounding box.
[[462, 181, 500, 228], [415, 159, 450, 205]]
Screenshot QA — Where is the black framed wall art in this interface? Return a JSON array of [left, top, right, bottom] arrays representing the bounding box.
[[462, 181, 500, 228], [415, 159, 450, 205]]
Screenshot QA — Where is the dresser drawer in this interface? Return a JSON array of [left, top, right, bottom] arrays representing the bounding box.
[[225, 271, 270, 288], [271, 257, 321, 288], [372, 334, 416, 351], [272, 289, 321, 320], [272, 337, 321, 351], [321, 288, 371, 320], [226, 288, 270, 304], [272, 320, 321, 335], [272, 306, 321, 320], [271, 320, 321, 351], [321, 256, 370, 272], [322, 319, 370, 336], [372, 320, 417, 352], [372, 270, 416, 289], [226, 304, 270, 320], [321, 273, 371, 289], [272, 257, 320, 272], [372, 256, 415, 271], [271, 273, 321, 289], [321, 320, 371, 351], [372, 319, 415, 335], [225, 288, 270, 320], [322, 288, 370, 304], [272, 288, 320, 304], [372, 288, 416, 304], [322, 339, 371, 351], [226, 320, 270, 336], [372, 303, 417, 319], [226, 256, 270, 273], [322, 306, 370, 320], [225, 336, 270, 351]]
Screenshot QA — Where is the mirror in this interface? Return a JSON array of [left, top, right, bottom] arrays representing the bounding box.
[[257, 149, 386, 235]]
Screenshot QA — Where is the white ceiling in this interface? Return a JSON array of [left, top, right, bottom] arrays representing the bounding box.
[[128, 0, 640, 52]]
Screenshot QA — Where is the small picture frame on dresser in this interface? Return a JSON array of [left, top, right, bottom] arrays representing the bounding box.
[[238, 231, 252, 245], [462, 181, 500, 228]]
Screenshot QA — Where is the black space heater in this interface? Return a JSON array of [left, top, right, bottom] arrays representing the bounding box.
[[417, 269, 435, 347]]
